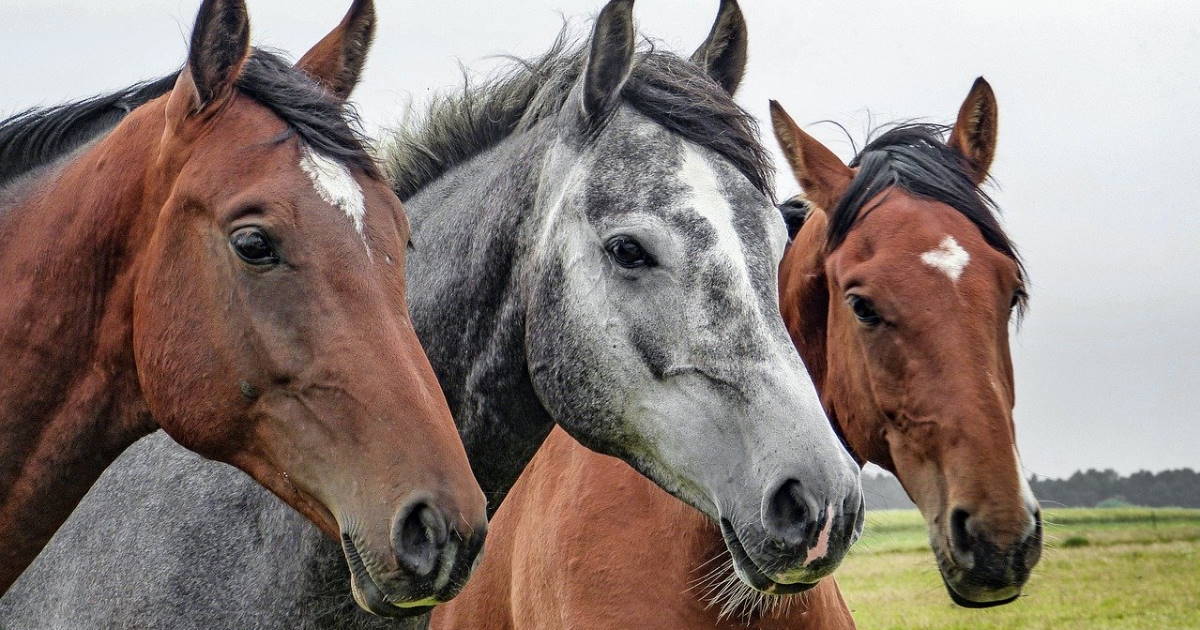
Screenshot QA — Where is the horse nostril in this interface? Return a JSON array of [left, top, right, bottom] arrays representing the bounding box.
[[392, 501, 448, 578], [950, 507, 975, 557], [1026, 507, 1044, 548], [765, 479, 813, 546], [1022, 508, 1045, 568], [845, 494, 866, 541]]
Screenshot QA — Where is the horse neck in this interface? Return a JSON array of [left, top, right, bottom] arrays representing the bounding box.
[[403, 130, 559, 512], [780, 210, 871, 468], [779, 212, 833, 394], [0, 107, 160, 588]]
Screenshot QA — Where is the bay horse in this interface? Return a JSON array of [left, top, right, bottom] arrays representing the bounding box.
[[430, 78, 1043, 628], [0, 1, 863, 628], [0, 0, 487, 616]]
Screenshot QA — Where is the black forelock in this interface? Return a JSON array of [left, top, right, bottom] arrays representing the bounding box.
[[0, 48, 376, 190], [623, 46, 772, 197], [384, 31, 773, 201], [826, 123, 1028, 309], [236, 49, 378, 177]]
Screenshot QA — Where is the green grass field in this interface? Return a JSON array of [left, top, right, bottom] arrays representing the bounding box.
[[837, 508, 1200, 629]]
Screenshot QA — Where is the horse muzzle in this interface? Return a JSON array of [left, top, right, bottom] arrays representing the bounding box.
[[718, 476, 865, 594], [341, 498, 487, 617], [935, 505, 1043, 607]]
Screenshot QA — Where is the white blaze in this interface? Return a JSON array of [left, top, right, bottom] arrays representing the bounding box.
[[299, 146, 368, 251], [921, 235, 970, 282], [679, 144, 757, 299]]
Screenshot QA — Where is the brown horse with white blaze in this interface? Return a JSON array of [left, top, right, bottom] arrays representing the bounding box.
[[0, 0, 486, 615], [432, 78, 1041, 628], [773, 79, 1041, 608]]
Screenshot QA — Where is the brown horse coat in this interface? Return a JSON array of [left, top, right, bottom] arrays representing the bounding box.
[[0, 0, 486, 612], [433, 427, 855, 629]]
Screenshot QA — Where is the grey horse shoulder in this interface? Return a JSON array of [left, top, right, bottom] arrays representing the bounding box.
[[0, 432, 394, 630]]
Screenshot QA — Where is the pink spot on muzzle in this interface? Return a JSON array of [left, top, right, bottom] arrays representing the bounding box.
[[804, 503, 834, 565]]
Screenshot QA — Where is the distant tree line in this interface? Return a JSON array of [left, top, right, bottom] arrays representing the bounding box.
[[862, 468, 1200, 511], [1029, 468, 1200, 509]]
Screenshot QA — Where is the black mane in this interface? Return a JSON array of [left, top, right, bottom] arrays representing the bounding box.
[[384, 33, 772, 200], [0, 48, 376, 189], [826, 123, 1027, 306], [0, 74, 177, 188]]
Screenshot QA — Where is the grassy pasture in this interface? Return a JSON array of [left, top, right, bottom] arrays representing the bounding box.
[[836, 508, 1200, 629]]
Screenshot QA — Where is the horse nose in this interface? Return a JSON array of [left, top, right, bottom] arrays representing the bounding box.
[[392, 499, 450, 578], [948, 504, 1042, 575], [764, 477, 864, 547]]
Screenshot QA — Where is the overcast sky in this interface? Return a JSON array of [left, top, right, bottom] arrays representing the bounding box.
[[2, 0, 1197, 479]]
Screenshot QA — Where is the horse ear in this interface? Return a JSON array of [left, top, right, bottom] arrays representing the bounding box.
[[948, 77, 998, 184], [690, 0, 748, 95], [769, 100, 853, 212], [297, 0, 376, 100], [171, 0, 250, 117], [581, 0, 636, 123]]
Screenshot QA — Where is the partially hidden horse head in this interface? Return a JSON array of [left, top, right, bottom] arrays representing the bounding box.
[[0, 0, 485, 614], [387, 0, 862, 591], [772, 78, 1042, 606]]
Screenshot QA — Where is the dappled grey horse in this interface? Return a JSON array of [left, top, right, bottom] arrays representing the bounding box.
[[0, 1, 862, 628]]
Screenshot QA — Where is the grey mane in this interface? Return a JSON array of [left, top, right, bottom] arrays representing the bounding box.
[[384, 30, 773, 201]]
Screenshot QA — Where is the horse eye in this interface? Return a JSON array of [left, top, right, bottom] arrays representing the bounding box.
[[606, 236, 653, 269], [848, 295, 883, 327], [230, 227, 279, 266]]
